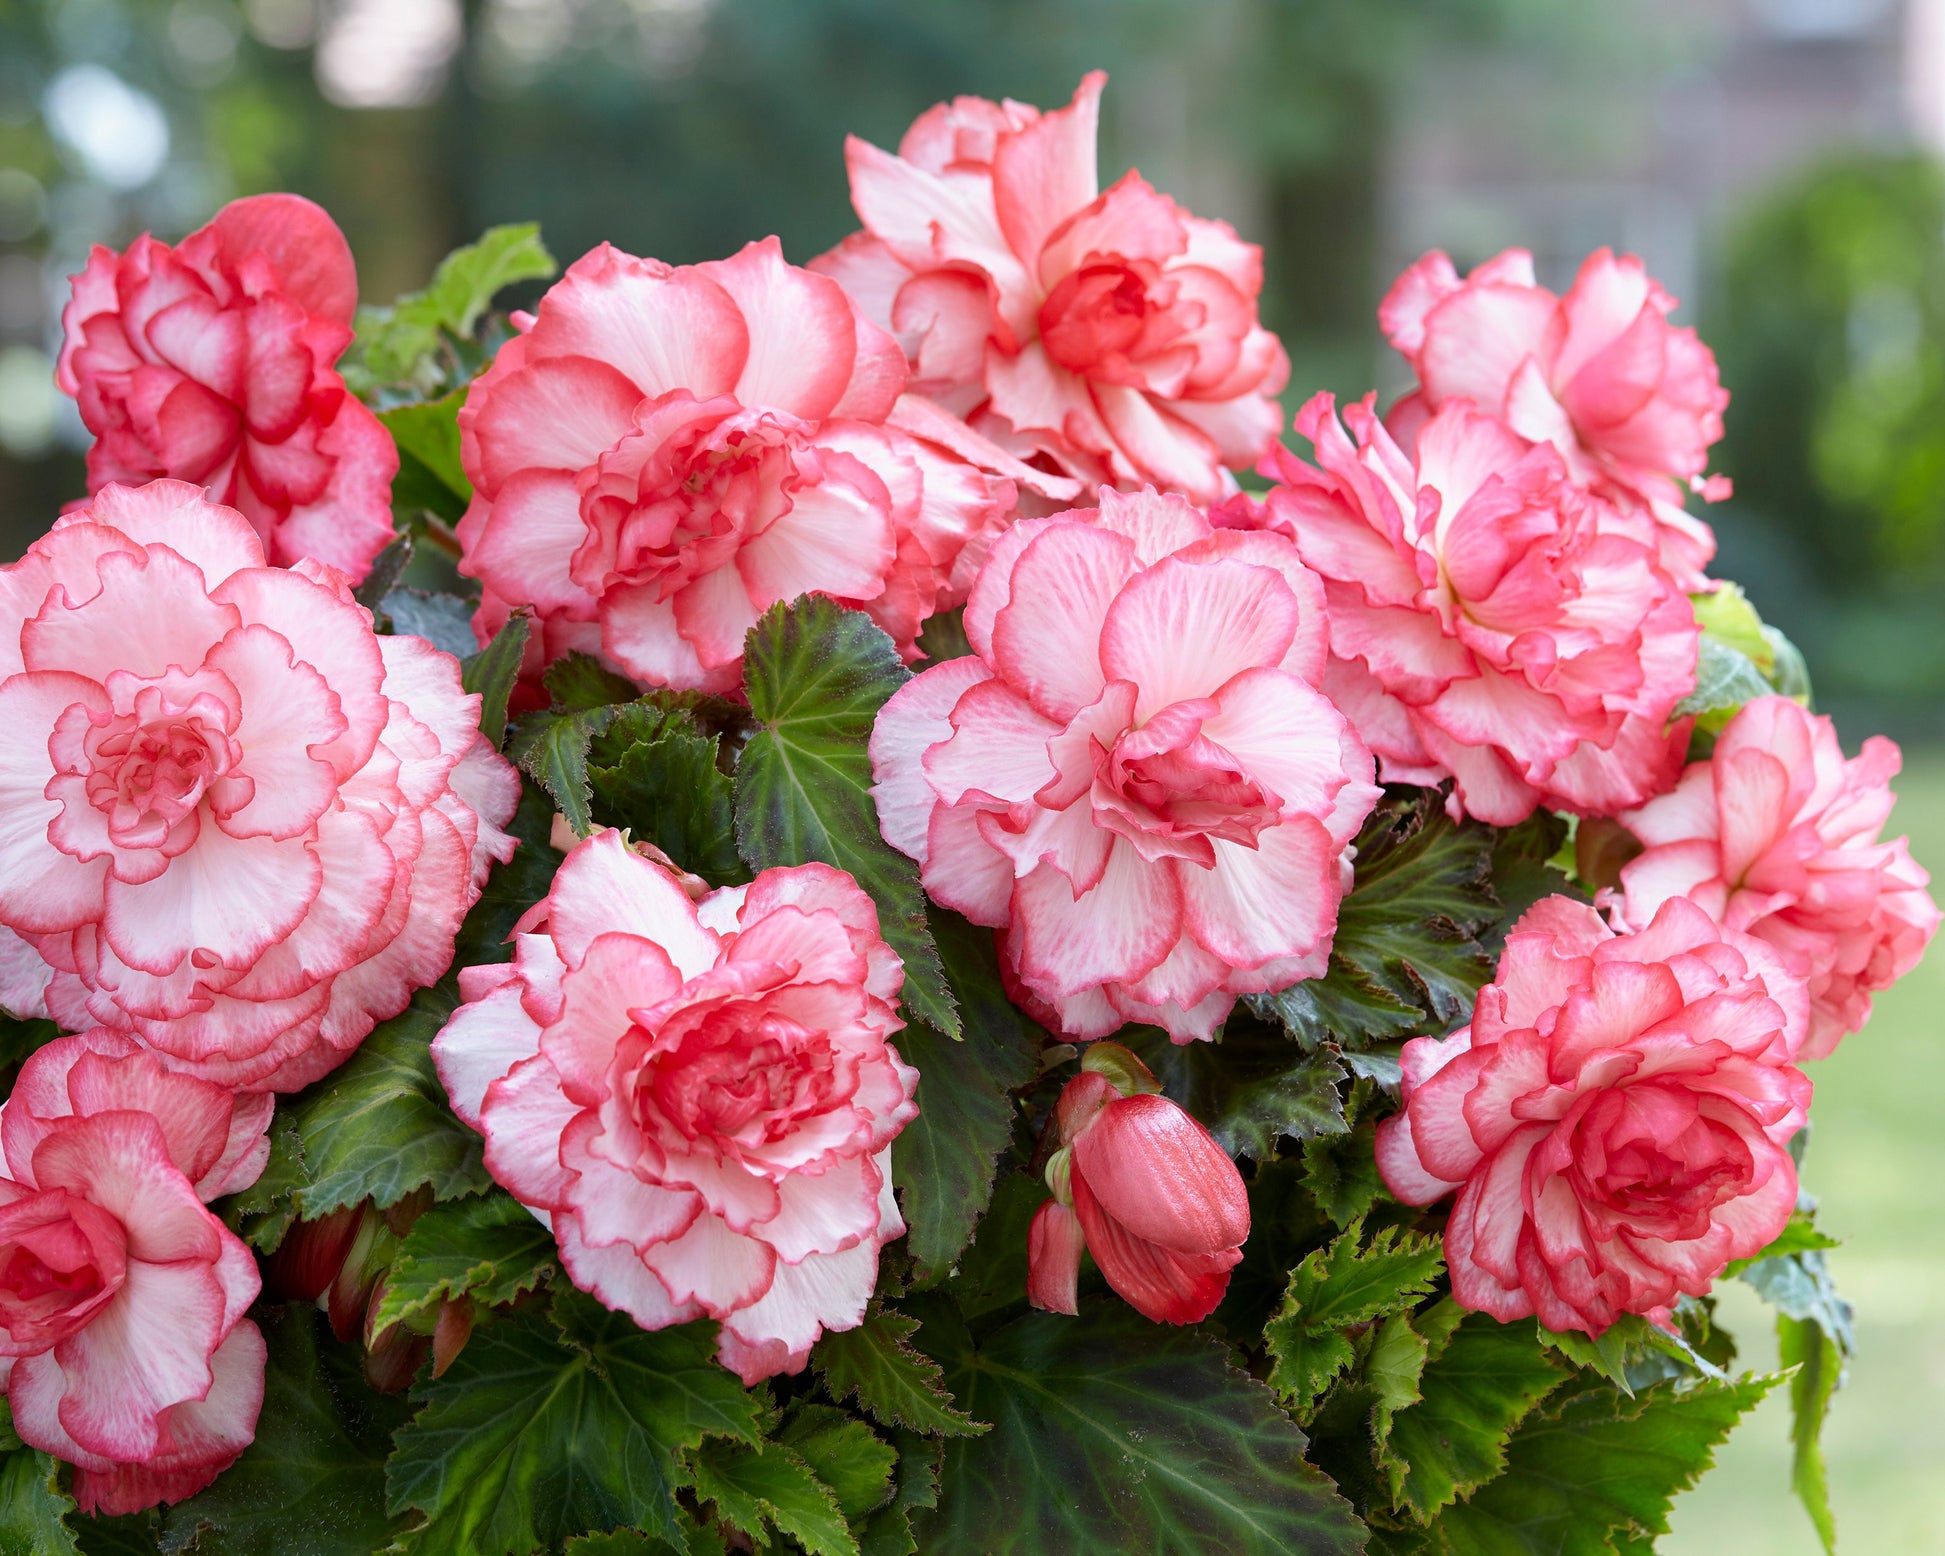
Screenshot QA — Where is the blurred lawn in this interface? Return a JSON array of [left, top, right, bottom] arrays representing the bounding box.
[[1664, 748, 1945, 1553]]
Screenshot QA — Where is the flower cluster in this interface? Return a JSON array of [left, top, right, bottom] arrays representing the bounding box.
[[0, 67, 1933, 1528]]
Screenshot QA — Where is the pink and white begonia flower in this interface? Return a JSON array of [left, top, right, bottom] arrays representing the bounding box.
[[1614, 696, 1940, 1060], [57, 194, 398, 584], [869, 486, 1378, 1044], [433, 831, 920, 1384], [456, 237, 1060, 699], [815, 73, 1289, 505], [0, 1034, 268, 1513], [1255, 393, 1698, 825], [0, 481, 520, 1092], [1376, 895, 1811, 1337], [1379, 247, 1727, 587], [1027, 1046, 1248, 1324]]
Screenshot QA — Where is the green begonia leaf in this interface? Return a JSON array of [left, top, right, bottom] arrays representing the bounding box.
[[509, 704, 619, 839], [686, 1438, 856, 1556], [345, 225, 556, 399], [0, 1407, 79, 1556], [460, 612, 531, 750], [158, 1305, 410, 1555], [587, 699, 745, 887], [1428, 1374, 1779, 1554], [217, 1113, 307, 1253], [1378, 1312, 1566, 1522], [387, 1291, 762, 1554], [1249, 791, 1497, 1049], [450, 781, 563, 972], [734, 597, 956, 1035], [915, 1304, 1366, 1555], [1264, 1220, 1444, 1419], [544, 651, 640, 713], [288, 987, 490, 1216], [368, 1190, 559, 1335], [1125, 1023, 1348, 1160], [380, 390, 470, 517], [887, 911, 1039, 1283], [812, 1309, 987, 1438], [777, 1404, 899, 1523], [1778, 1313, 1841, 1553]]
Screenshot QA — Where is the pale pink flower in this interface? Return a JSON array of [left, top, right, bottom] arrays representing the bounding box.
[[870, 486, 1377, 1044], [1027, 1048, 1248, 1324], [1614, 696, 1940, 1059], [57, 194, 397, 584], [456, 237, 1052, 699], [1379, 247, 1728, 587], [0, 1035, 267, 1513], [1256, 393, 1697, 825], [433, 832, 919, 1384], [1376, 895, 1811, 1336], [0, 481, 520, 1092], [815, 73, 1289, 505]]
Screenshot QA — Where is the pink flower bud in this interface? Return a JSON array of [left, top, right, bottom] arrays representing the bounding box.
[[1028, 1069, 1249, 1325]]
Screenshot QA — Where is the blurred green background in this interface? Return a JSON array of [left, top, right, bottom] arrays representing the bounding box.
[[1, 0, 1941, 1544]]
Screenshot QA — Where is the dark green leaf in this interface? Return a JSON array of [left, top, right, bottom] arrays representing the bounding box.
[[1429, 1374, 1779, 1554], [1264, 1219, 1444, 1418], [929, 1173, 1042, 1322], [158, 1304, 409, 1555], [1213, 1157, 1333, 1340], [857, 1431, 942, 1556], [381, 589, 477, 659], [0, 1432, 80, 1556], [563, 1524, 725, 1556], [369, 1190, 558, 1334], [1483, 810, 1575, 952], [354, 531, 415, 611], [461, 612, 531, 750], [452, 782, 562, 971], [777, 1404, 898, 1522], [1778, 1314, 1841, 1553], [387, 1291, 762, 1554], [812, 1308, 987, 1438], [1299, 1079, 1387, 1227], [915, 1304, 1365, 1555], [1124, 1023, 1347, 1160], [289, 987, 490, 1216], [0, 1014, 60, 1073], [509, 705, 620, 838], [380, 391, 471, 510], [216, 1114, 307, 1254], [888, 912, 1039, 1283], [735, 597, 955, 1035], [545, 651, 640, 713], [1378, 1312, 1567, 1522], [1249, 791, 1497, 1049], [687, 1438, 855, 1556], [587, 700, 743, 887]]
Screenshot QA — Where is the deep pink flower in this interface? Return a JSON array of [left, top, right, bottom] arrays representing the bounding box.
[[433, 832, 919, 1384], [456, 238, 1055, 698], [57, 194, 397, 584], [870, 486, 1377, 1043], [1256, 393, 1697, 824], [815, 73, 1288, 505], [1379, 247, 1727, 586], [1376, 895, 1811, 1336], [0, 1036, 267, 1514], [1027, 1048, 1248, 1324], [0, 481, 520, 1092], [1614, 696, 1940, 1059]]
